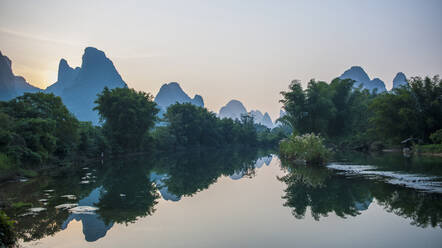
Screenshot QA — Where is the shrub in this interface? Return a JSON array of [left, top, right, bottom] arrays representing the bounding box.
[[279, 133, 330, 165], [0, 210, 16, 247], [430, 129, 442, 144], [415, 144, 442, 154]]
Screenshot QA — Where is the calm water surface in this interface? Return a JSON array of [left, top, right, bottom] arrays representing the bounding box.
[[1, 149, 442, 248]]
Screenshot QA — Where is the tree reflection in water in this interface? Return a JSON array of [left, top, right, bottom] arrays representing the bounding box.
[[279, 159, 442, 228], [1, 147, 269, 243]]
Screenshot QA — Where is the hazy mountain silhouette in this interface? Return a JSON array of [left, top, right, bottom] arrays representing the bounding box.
[[219, 100, 274, 128], [45, 59, 80, 95], [0, 50, 40, 100], [250, 110, 274, 128], [154, 82, 204, 116], [392, 72, 408, 89], [219, 100, 247, 120], [45, 47, 127, 123], [61, 187, 113, 242], [339, 66, 387, 93]]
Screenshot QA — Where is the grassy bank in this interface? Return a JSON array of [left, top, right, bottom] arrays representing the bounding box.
[[414, 144, 442, 157]]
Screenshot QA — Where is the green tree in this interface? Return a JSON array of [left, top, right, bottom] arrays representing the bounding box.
[[3, 92, 79, 157], [162, 103, 220, 147], [0, 92, 79, 167], [280, 80, 306, 132], [94, 87, 159, 152], [369, 76, 441, 143]]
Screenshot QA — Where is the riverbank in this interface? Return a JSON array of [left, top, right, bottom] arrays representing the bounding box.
[[414, 144, 442, 158]]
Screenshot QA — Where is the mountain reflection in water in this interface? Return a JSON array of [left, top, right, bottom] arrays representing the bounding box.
[[0, 149, 441, 247]]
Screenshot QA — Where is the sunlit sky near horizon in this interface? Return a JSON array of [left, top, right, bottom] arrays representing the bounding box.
[[1, 0, 441, 119]]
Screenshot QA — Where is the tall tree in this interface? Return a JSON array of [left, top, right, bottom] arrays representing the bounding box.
[[94, 87, 159, 152]]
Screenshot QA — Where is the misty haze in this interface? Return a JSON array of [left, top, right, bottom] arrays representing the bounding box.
[[0, 1, 441, 248]]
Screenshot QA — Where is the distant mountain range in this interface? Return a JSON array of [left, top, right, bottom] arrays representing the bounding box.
[[0, 51, 40, 100], [339, 66, 408, 93], [218, 100, 274, 129], [46, 47, 127, 123], [0, 47, 127, 124], [154, 82, 204, 116], [0, 47, 410, 124]]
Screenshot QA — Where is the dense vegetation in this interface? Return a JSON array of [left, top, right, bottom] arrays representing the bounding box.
[[279, 133, 330, 165], [94, 87, 159, 153], [0, 210, 15, 247], [279, 76, 442, 151], [0, 88, 285, 182], [0, 93, 106, 181], [154, 103, 274, 149]]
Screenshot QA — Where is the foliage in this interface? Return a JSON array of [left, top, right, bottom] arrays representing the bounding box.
[[415, 144, 442, 154], [0, 93, 80, 169], [77, 121, 107, 157], [280, 75, 441, 148], [279, 133, 330, 165], [256, 123, 291, 146], [94, 87, 159, 152], [156, 103, 260, 148], [369, 76, 442, 143], [280, 78, 374, 147], [430, 129, 442, 144], [11, 202, 33, 209], [0, 210, 16, 248]]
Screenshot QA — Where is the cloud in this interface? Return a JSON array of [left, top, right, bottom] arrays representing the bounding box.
[[0, 27, 83, 47]]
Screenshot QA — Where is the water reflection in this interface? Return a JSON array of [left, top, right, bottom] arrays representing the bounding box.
[[61, 187, 113, 242], [1, 150, 441, 246], [1, 147, 268, 243], [279, 155, 442, 228]]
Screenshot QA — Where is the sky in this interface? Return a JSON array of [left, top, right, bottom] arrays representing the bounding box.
[[0, 0, 441, 120]]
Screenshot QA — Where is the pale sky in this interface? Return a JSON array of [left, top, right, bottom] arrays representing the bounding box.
[[1, 0, 441, 120]]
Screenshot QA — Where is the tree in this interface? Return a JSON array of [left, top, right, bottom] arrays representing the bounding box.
[[0, 92, 79, 166], [369, 76, 441, 143], [94, 87, 159, 152], [280, 80, 306, 132], [162, 103, 220, 147]]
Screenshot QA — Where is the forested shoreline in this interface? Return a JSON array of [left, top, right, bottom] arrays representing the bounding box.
[[279, 75, 442, 163], [0, 75, 441, 247], [1, 75, 441, 182], [0, 87, 288, 183]]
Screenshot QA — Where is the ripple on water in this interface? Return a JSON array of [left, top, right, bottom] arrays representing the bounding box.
[[20, 207, 47, 217], [68, 206, 98, 214], [327, 163, 442, 193], [60, 195, 77, 200], [55, 203, 78, 210]]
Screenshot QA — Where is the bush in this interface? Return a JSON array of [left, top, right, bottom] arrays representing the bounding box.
[[279, 133, 330, 165], [415, 144, 442, 154], [0, 210, 16, 247], [11, 202, 33, 209], [430, 129, 442, 144]]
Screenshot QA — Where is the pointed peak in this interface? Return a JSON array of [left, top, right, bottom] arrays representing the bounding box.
[[81, 47, 109, 67], [84, 47, 105, 56], [192, 94, 204, 107], [340, 66, 371, 83], [58, 58, 71, 70], [0, 51, 12, 68], [394, 72, 407, 81], [393, 72, 408, 89]]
